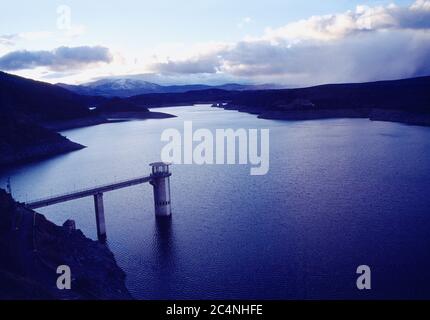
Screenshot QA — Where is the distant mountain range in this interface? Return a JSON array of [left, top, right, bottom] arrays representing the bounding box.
[[57, 78, 282, 97]]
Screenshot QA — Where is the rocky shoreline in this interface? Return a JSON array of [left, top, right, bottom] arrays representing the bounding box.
[[41, 116, 109, 131], [368, 109, 430, 126], [208, 76, 430, 127], [218, 104, 430, 127], [0, 189, 132, 300], [101, 111, 177, 120], [0, 110, 176, 168], [0, 116, 87, 168], [258, 108, 430, 126], [0, 140, 85, 168]]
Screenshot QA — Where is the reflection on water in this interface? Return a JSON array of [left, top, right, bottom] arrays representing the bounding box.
[[153, 217, 175, 265], [2, 105, 430, 299], [149, 216, 177, 298]]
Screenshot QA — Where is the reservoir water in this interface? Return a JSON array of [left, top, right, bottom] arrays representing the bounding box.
[[1, 104, 430, 299]]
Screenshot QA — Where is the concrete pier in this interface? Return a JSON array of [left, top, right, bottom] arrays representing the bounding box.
[[94, 193, 106, 241], [150, 162, 172, 217]]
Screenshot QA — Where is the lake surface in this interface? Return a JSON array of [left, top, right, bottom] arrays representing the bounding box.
[[2, 105, 430, 299]]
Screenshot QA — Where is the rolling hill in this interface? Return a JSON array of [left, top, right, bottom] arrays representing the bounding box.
[[1, 71, 430, 166]]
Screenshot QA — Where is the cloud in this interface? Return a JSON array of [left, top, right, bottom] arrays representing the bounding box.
[[150, 54, 222, 74], [238, 17, 253, 29], [0, 46, 113, 71], [263, 0, 430, 42], [0, 31, 54, 47], [0, 34, 18, 46], [149, 0, 430, 86], [220, 30, 430, 84]]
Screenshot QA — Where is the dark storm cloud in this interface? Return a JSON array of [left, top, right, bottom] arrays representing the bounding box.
[[221, 30, 430, 85], [150, 1, 430, 86], [0, 46, 113, 71], [151, 55, 221, 74]]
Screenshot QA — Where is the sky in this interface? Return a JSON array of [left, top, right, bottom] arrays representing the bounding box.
[[0, 0, 429, 86]]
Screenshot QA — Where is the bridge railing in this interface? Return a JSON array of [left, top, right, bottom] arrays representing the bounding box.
[[26, 175, 153, 208], [24, 164, 172, 241]]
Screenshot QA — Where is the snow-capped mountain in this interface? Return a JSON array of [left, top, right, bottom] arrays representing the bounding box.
[[57, 78, 282, 97]]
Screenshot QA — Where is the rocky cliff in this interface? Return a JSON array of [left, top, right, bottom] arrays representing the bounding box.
[[0, 189, 132, 300]]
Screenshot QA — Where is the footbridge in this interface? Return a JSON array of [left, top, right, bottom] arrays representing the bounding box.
[[25, 162, 172, 241]]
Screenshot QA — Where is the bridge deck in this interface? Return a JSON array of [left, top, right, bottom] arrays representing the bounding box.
[[26, 175, 152, 209]]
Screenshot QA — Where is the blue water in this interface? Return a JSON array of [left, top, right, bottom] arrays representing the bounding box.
[[1, 105, 430, 299]]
